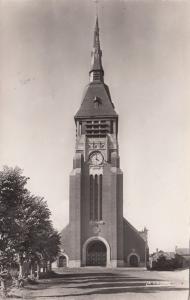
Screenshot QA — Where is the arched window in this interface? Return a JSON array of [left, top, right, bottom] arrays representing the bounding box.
[[99, 174, 102, 220], [90, 175, 94, 220], [90, 174, 102, 221], [94, 174, 98, 220]]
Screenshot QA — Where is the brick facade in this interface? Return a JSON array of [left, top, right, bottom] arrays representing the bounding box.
[[59, 17, 148, 268]]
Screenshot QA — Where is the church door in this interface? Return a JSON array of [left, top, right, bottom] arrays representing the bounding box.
[[129, 254, 139, 267], [86, 241, 106, 266], [58, 256, 67, 267]]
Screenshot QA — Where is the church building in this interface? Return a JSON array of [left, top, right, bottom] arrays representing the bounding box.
[[59, 17, 148, 268]]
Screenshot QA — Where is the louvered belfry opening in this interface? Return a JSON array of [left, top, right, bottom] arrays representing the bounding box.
[[90, 174, 102, 221], [85, 120, 113, 137]]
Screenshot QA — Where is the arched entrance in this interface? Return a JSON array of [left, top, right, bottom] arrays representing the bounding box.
[[82, 236, 111, 267], [86, 240, 107, 266], [58, 255, 67, 267], [129, 254, 139, 267]]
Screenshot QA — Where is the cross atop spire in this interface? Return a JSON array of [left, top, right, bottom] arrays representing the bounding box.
[[94, 0, 99, 17], [89, 15, 104, 83], [93, 0, 100, 18]]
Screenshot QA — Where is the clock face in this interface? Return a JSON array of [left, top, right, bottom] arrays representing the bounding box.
[[89, 152, 104, 166]]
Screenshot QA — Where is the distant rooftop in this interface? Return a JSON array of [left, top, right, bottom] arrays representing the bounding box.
[[175, 248, 189, 256]]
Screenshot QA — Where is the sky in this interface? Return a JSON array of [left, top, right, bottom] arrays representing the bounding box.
[[0, 0, 190, 253]]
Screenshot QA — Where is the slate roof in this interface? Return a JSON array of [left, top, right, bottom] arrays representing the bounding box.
[[75, 82, 117, 118], [123, 218, 146, 243]]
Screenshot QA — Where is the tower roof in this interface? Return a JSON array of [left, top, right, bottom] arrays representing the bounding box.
[[89, 16, 104, 77], [75, 83, 117, 118], [75, 16, 117, 119]]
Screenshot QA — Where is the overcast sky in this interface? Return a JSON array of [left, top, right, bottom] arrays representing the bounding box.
[[1, 0, 190, 252]]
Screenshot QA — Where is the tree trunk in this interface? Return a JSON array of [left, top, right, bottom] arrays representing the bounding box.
[[42, 260, 45, 273], [30, 265, 34, 278], [36, 263, 40, 280], [19, 263, 23, 278], [48, 261, 52, 272], [18, 255, 24, 278], [0, 278, 6, 296], [44, 261, 48, 273]]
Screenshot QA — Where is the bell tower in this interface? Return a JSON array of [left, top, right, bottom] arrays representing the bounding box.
[[60, 16, 148, 268], [64, 16, 124, 267]]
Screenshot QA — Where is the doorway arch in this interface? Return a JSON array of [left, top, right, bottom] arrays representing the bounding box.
[[57, 253, 68, 267], [86, 240, 106, 266], [127, 252, 140, 267], [82, 236, 111, 267]]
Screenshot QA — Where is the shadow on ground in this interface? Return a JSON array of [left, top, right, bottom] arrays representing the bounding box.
[[18, 270, 188, 299]]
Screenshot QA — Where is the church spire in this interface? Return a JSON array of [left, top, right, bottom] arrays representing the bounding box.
[[89, 16, 104, 83], [75, 14, 117, 119]]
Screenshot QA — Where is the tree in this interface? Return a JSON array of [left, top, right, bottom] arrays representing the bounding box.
[[14, 195, 51, 276], [16, 195, 60, 276], [0, 166, 60, 279], [0, 166, 29, 269]]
